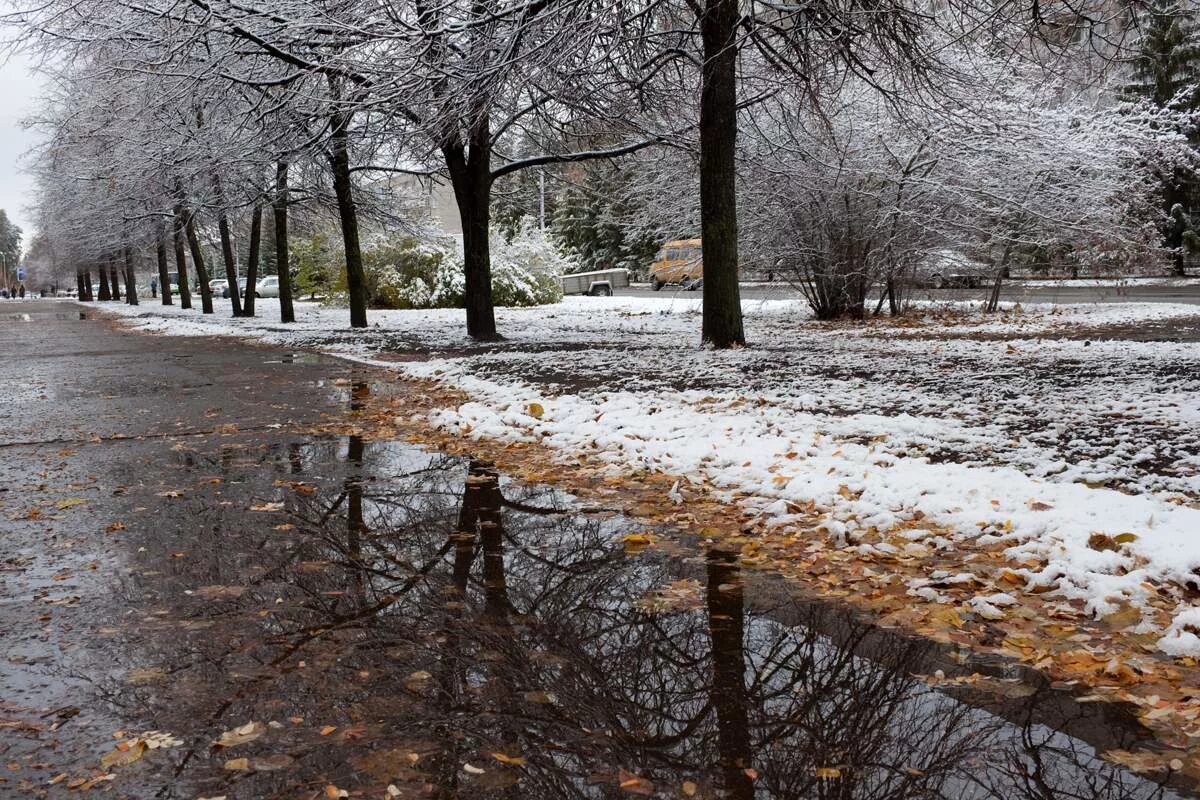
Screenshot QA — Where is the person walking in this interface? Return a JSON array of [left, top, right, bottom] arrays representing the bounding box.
[[150, 276, 157, 298], [18, 285, 25, 298]]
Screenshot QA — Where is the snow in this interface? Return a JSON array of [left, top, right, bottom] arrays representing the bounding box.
[[97, 296, 1200, 654], [1158, 608, 1200, 658]]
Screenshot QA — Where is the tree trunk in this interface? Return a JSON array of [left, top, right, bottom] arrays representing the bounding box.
[[173, 208, 193, 310], [212, 173, 244, 316], [96, 263, 111, 301], [444, 118, 498, 340], [984, 244, 1012, 314], [123, 246, 138, 305], [243, 201, 263, 317], [706, 548, 754, 800], [76, 270, 88, 300], [156, 224, 173, 306], [180, 203, 214, 314], [109, 262, 122, 301], [274, 161, 295, 324], [698, 0, 745, 348], [328, 110, 368, 328]]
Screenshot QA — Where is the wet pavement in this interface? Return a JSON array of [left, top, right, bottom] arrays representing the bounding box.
[[0, 300, 1195, 799]]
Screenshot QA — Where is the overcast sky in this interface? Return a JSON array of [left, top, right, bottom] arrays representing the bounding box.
[[0, 52, 44, 241]]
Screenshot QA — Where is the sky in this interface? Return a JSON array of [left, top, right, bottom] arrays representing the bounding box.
[[0, 51, 44, 241]]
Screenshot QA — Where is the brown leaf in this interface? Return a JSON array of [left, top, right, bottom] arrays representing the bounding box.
[[491, 752, 525, 766], [100, 739, 147, 769], [214, 721, 266, 748], [617, 768, 654, 795]]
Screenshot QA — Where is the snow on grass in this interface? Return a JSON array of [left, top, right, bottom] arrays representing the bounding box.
[[98, 296, 1200, 652]]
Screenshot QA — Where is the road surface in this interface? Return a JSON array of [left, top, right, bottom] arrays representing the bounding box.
[[0, 300, 1189, 799]]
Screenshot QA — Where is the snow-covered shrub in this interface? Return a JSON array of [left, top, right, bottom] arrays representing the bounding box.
[[362, 236, 457, 309], [488, 218, 566, 307], [358, 220, 564, 309]]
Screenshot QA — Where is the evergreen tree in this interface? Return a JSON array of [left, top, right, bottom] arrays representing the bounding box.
[[0, 210, 23, 288], [550, 164, 664, 279], [1126, 0, 1200, 273]]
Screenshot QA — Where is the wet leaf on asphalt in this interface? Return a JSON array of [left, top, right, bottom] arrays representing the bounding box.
[[99, 739, 147, 769], [617, 768, 654, 795], [127, 667, 168, 685], [491, 752, 525, 766], [214, 721, 266, 747], [192, 585, 246, 601]]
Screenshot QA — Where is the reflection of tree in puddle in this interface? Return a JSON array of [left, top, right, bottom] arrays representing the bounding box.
[[110, 435, 1179, 799]]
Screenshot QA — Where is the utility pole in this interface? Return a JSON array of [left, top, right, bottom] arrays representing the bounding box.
[[538, 170, 545, 231]]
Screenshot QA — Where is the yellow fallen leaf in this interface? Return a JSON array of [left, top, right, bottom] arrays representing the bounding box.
[[100, 739, 147, 769], [214, 721, 266, 747], [491, 752, 525, 766], [527, 402, 545, 420], [224, 758, 250, 770], [618, 768, 654, 795]]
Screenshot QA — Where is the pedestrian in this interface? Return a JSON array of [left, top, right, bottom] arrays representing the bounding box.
[[18, 285, 25, 298], [150, 277, 157, 298]]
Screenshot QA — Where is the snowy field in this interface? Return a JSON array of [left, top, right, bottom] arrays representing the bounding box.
[[100, 296, 1200, 654]]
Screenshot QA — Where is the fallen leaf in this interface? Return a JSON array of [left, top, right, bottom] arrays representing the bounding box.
[[618, 768, 654, 795], [193, 585, 246, 601], [491, 752, 525, 766], [214, 721, 266, 748], [100, 739, 147, 769]]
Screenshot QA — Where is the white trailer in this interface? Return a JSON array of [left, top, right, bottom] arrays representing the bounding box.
[[559, 268, 630, 297]]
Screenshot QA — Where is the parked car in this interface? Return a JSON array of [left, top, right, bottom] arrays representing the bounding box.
[[221, 278, 249, 298], [255, 276, 281, 298], [917, 250, 991, 289], [560, 268, 630, 297], [649, 239, 703, 290], [209, 278, 229, 296]]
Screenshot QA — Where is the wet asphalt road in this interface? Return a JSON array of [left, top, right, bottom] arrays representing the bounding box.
[[0, 300, 1192, 799]]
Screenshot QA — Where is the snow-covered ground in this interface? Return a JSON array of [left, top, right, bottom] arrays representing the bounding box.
[[100, 296, 1200, 654], [1014, 276, 1200, 288]]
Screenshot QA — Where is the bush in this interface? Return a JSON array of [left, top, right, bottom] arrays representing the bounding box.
[[488, 219, 565, 307], [355, 220, 564, 310], [291, 230, 341, 300]]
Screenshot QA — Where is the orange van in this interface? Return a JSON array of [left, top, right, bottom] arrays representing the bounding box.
[[649, 239, 702, 290]]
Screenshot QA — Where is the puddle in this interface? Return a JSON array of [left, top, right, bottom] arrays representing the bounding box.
[[78, 400, 1188, 798], [263, 351, 323, 365], [1, 303, 1194, 798]]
